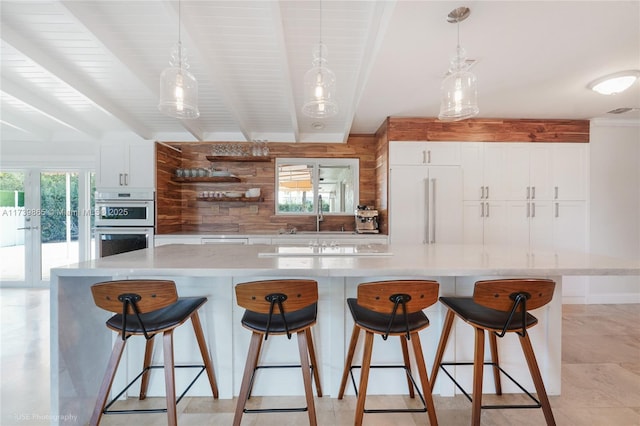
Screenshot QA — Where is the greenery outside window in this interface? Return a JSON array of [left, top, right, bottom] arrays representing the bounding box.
[[276, 158, 358, 215]]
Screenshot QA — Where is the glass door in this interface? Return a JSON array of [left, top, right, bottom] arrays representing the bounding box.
[[0, 171, 31, 285], [0, 169, 95, 286]]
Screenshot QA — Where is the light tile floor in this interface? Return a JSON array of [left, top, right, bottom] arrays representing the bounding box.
[[1, 289, 639, 425]]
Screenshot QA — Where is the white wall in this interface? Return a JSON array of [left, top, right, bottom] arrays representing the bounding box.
[[587, 120, 640, 303]]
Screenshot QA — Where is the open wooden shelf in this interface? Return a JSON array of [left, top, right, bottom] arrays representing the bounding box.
[[206, 155, 272, 162], [172, 176, 241, 183], [196, 196, 263, 202]]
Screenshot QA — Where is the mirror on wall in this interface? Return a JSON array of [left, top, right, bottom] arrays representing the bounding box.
[[276, 158, 358, 215]]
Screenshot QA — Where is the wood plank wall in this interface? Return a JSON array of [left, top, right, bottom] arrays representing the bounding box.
[[155, 135, 377, 234], [156, 117, 590, 236], [374, 117, 590, 234]]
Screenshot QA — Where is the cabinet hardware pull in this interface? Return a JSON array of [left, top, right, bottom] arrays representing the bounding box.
[[532, 186, 536, 199], [555, 186, 559, 200], [422, 150, 427, 164], [119, 173, 124, 186], [532, 202, 536, 218], [481, 186, 485, 199], [485, 186, 489, 199], [527, 202, 530, 218], [427, 150, 432, 164], [424, 178, 429, 244], [481, 202, 484, 217], [555, 202, 559, 218], [431, 178, 436, 243], [124, 173, 129, 186], [486, 202, 490, 218], [526, 186, 530, 200]]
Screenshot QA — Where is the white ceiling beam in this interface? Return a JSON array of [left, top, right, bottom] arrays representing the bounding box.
[[339, 1, 398, 142], [0, 23, 154, 140], [1, 78, 101, 138], [59, 1, 204, 141], [269, 1, 300, 143], [162, 0, 252, 141], [0, 110, 51, 141]]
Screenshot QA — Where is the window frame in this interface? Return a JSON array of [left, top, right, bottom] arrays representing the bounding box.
[[275, 157, 359, 216]]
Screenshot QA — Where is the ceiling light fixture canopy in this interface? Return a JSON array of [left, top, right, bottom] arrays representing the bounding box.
[[302, 0, 338, 119], [438, 6, 479, 122], [158, 0, 200, 119], [587, 70, 640, 95]]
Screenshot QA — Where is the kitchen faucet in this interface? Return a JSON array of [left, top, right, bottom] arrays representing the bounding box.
[[316, 194, 323, 232]]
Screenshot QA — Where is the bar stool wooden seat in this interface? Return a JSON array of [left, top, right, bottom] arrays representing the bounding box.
[[338, 280, 440, 426], [233, 279, 322, 426], [90, 279, 218, 426], [430, 278, 556, 426]]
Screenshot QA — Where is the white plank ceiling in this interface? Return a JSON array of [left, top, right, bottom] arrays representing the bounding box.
[[1, 1, 638, 146]]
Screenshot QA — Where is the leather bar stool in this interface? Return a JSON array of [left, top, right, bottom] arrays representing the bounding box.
[[233, 279, 322, 426], [338, 280, 440, 426], [90, 279, 218, 426], [430, 278, 556, 426]]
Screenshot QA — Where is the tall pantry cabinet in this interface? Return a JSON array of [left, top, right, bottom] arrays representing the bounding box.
[[390, 141, 588, 254]]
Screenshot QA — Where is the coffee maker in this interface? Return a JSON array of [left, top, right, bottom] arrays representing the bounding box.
[[355, 205, 379, 234]]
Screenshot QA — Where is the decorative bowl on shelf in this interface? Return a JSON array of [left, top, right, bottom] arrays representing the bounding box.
[[224, 191, 244, 198]]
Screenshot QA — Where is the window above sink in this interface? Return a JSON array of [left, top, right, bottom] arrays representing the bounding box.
[[275, 158, 359, 216]]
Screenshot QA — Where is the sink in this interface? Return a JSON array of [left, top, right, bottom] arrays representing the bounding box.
[[293, 231, 357, 235], [258, 244, 392, 257]]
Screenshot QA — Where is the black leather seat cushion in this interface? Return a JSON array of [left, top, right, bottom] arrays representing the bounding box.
[[439, 296, 538, 331], [347, 298, 429, 334], [241, 303, 317, 334], [106, 297, 207, 334]]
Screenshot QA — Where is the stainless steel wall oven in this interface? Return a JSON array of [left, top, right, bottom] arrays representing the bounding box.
[[95, 190, 154, 257]]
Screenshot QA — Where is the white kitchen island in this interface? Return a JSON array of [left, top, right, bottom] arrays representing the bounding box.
[[50, 243, 640, 425]]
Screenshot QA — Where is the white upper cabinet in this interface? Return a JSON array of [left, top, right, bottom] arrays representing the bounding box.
[[551, 143, 588, 200], [505, 143, 586, 201], [389, 142, 460, 165], [98, 141, 155, 189], [461, 143, 508, 200]]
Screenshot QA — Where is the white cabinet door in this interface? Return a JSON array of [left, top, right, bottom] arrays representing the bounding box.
[[389, 165, 462, 244], [482, 200, 508, 245], [98, 142, 154, 189], [506, 144, 531, 200], [128, 143, 155, 188], [462, 201, 484, 244], [529, 145, 553, 201], [482, 144, 509, 201], [389, 142, 460, 165], [461, 143, 483, 200], [98, 143, 127, 188], [552, 144, 588, 200], [553, 201, 587, 251], [529, 200, 554, 250]]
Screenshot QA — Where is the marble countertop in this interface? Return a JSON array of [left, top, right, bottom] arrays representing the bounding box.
[[51, 243, 640, 278]]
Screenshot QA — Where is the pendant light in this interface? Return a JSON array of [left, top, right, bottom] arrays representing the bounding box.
[[302, 0, 338, 119], [438, 6, 479, 122], [158, 0, 200, 119]]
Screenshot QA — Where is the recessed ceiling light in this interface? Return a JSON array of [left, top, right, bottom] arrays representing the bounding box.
[[311, 122, 324, 130], [587, 70, 640, 95]]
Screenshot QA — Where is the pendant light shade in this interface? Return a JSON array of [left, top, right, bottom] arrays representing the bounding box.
[[438, 7, 479, 122], [158, 1, 200, 119], [302, 43, 338, 118]]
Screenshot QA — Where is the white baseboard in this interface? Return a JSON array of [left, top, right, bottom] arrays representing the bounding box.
[[585, 292, 640, 304], [562, 296, 587, 304]]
